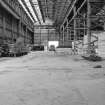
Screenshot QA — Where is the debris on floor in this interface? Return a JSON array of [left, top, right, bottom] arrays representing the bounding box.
[[93, 65, 102, 68], [82, 54, 102, 61]]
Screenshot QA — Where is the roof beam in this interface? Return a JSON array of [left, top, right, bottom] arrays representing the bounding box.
[[21, 0, 36, 23], [57, 0, 68, 24], [60, 0, 77, 29], [29, 0, 41, 24], [45, 0, 48, 18], [37, 0, 45, 22]]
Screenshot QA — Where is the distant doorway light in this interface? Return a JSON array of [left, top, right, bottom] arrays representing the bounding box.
[[48, 41, 59, 48]]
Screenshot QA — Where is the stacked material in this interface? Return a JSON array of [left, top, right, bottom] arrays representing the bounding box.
[[56, 48, 72, 55], [97, 32, 105, 57]]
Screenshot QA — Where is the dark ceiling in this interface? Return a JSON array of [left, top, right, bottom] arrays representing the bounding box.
[[37, 0, 73, 26]]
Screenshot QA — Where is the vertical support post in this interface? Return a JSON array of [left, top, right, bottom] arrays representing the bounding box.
[[21, 24, 23, 38], [25, 26, 27, 44], [67, 19, 69, 44], [47, 27, 49, 50], [87, 0, 91, 54], [74, 6, 76, 54], [3, 12, 6, 43], [104, 22, 105, 31], [83, 14, 86, 45], [23, 25, 25, 44], [11, 17, 14, 43], [39, 26, 41, 45], [23, 26, 25, 45], [18, 20, 21, 37], [63, 25, 65, 46], [33, 27, 35, 44], [58, 28, 60, 45], [69, 29, 71, 41], [59, 27, 62, 46]]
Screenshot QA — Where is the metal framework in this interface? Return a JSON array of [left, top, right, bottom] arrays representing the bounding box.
[[21, 0, 36, 23], [37, 0, 72, 26], [18, 0, 105, 53], [29, 0, 41, 24], [60, 0, 105, 54]]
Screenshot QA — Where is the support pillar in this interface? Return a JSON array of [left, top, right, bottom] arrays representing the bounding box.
[[87, 0, 91, 54], [3, 12, 6, 43], [104, 23, 105, 31], [63, 25, 65, 46], [39, 26, 41, 45], [18, 20, 21, 37], [67, 19, 69, 44], [11, 17, 14, 43], [47, 28, 49, 50], [73, 6, 77, 54], [83, 14, 86, 46], [25, 26, 27, 44], [59, 27, 62, 46]]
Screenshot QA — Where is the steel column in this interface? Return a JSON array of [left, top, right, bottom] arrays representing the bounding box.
[[39, 26, 41, 45], [67, 19, 69, 42], [73, 6, 76, 53], [87, 0, 91, 54], [63, 25, 65, 46], [11, 17, 14, 42], [18, 20, 21, 37], [2, 12, 6, 42]]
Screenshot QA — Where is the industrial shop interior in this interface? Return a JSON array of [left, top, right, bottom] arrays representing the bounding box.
[[0, 0, 105, 105]]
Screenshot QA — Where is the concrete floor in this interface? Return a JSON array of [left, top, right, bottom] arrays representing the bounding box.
[[0, 51, 105, 105]]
